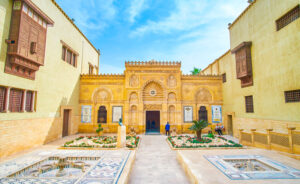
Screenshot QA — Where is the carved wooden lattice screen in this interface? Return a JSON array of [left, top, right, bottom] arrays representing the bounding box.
[[9, 89, 23, 112], [276, 5, 300, 31], [25, 91, 33, 112], [0, 87, 6, 112]]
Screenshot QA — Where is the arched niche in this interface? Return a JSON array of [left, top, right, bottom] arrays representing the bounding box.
[[98, 106, 107, 123], [198, 106, 208, 122], [168, 92, 176, 103], [129, 92, 138, 104]]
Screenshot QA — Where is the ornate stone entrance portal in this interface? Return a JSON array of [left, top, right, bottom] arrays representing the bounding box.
[[79, 61, 223, 134]]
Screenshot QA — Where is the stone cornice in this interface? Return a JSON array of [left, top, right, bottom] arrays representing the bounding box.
[[80, 74, 125, 79], [181, 74, 222, 80]]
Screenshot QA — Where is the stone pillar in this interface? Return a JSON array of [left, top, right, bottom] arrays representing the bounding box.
[[117, 125, 126, 148], [238, 129, 244, 143], [250, 129, 256, 146], [266, 128, 273, 149], [4, 87, 11, 112], [288, 127, 296, 153], [22, 90, 27, 112]]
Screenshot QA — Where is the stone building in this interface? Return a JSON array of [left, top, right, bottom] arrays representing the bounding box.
[[79, 61, 222, 134], [0, 0, 99, 157], [202, 0, 300, 136]]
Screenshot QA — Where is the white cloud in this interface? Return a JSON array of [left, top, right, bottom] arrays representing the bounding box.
[[128, 0, 148, 23], [130, 0, 248, 37]]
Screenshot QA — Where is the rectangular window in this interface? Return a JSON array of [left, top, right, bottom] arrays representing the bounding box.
[[222, 73, 226, 83], [276, 5, 300, 31], [9, 89, 23, 112], [62, 46, 66, 60], [0, 87, 6, 112], [66, 50, 72, 64], [22, 3, 28, 13], [25, 91, 33, 112], [245, 96, 254, 113], [72, 54, 76, 67], [284, 89, 300, 103], [89, 64, 94, 74]]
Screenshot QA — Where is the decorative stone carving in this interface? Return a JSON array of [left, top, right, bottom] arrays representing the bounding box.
[[196, 88, 212, 102], [129, 92, 138, 103], [129, 75, 139, 87], [168, 75, 177, 88], [94, 89, 111, 103], [171, 127, 177, 136], [144, 104, 162, 110], [143, 81, 163, 101], [128, 127, 137, 137], [168, 92, 176, 102]]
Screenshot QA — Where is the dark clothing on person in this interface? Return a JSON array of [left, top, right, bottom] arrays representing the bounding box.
[[165, 123, 170, 136]]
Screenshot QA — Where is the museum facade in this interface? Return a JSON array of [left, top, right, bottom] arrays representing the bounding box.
[[79, 61, 223, 134]]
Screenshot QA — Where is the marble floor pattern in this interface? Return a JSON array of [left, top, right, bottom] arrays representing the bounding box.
[[129, 135, 190, 184], [0, 149, 132, 184]]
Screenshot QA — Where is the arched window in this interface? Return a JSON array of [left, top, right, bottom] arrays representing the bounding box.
[[198, 106, 207, 122], [98, 106, 107, 123]]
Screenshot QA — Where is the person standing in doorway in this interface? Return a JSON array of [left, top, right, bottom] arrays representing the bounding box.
[[165, 122, 170, 136]]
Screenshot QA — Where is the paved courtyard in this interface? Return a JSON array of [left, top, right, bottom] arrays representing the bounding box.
[[129, 135, 190, 184]]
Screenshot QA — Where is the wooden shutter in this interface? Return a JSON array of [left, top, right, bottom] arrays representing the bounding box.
[[0, 87, 6, 112], [276, 5, 299, 31], [9, 89, 23, 112], [25, 91, 33, 111]]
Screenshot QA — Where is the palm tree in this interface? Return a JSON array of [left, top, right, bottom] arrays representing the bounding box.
[[189, 120, 209, 141], [190, 67, 201, 75]]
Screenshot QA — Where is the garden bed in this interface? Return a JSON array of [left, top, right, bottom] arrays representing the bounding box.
[[62, 135, 140, 149], [167, 135, 243, 149]]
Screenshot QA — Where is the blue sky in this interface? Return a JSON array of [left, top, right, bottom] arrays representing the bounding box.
[[56, 0, 249, 74]]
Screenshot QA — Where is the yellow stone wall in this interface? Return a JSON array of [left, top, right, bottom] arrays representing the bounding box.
[[79, 61, 222, 134], [202, 0, 300, 137], [0, 0, 99, 158]]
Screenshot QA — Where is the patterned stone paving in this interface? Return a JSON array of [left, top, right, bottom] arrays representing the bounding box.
[[0, 150, 131, 184], [205, 155, 300, 180]]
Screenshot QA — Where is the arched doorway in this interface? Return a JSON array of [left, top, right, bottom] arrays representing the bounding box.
[[198, 106, 208, 121], [98, 106, 107, 123], [143, 81, 163, 133]]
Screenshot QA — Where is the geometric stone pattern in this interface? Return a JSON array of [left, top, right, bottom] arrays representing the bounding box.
[[205, 155, 300, 180], [0, 150, 131, 184]]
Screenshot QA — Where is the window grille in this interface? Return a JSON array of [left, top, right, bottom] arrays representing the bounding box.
[[245, 95, 254, 113], [0, 87, 6, 112], [276, 5, 299, 31], [284, 89, 300, 103], [9, 89, 23, 112], [25, 91, 33, 112]]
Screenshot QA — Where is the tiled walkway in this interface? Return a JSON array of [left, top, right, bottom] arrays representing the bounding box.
[[129, 135, 190, 184]]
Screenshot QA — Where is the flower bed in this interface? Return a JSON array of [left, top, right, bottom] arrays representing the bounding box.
[[168, 135, 242, 149], [63, 135, 140, 149]]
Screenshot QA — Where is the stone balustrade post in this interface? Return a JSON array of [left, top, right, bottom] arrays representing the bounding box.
[[288, 127, 296, 153], [238, 129, 244, 143], [250, 129, 256, 146], [266, 128, 273, 149]]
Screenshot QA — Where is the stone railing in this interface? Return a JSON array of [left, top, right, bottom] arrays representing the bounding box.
[[239, 128, 300, 154]]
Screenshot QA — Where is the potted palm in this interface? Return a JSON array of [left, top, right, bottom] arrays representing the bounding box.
[[96, 123, 104, 136], [189, 120, 209, 141]]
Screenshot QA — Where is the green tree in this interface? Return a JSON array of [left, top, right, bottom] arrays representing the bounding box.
[[190, 67, 201, 75], [189, 120, 209, 141]]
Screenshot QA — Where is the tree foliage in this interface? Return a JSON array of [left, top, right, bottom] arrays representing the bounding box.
[[190, 67, 201, 75], [189, 120, 209, 140]]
